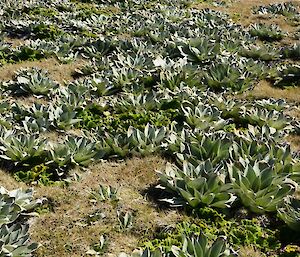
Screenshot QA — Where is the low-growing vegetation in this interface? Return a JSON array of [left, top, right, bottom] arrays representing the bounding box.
[[0, 0, 299, 256]]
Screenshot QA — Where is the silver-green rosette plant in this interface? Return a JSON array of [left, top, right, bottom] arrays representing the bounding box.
[[228, 160, 298, 214], [158, 161, 237, 209], [171, 234, 236, 257], [0, 224, 39, 257], [10, 68, 58, 96], [0, 134, 47, 165], [0, 187, 41, 257], [278, 197, 300, 232], [49, 136, 98, 168], [127, 124, 167, 156], [119, 234, 236, 257]]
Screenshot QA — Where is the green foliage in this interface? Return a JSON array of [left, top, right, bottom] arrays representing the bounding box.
[[167, 130, 231, 166], [240, 45, 280, 61], [249, 24, 284, 41], [13, 47, 46, 62], [0, 47, 45, 64], [117, 211, 134, 232], [49, 136, 98, 167], [1, 0, 300, 255], [171, 235, 235, 257], [0, 224, 39, 257], [73, 2, 120, 18], [278, 197, 300, 232], [31, 23, 63, 40], [240, 108, 290, 130], [282, 44, 300, 60], [0, 187, 41, 257], [142, 211, 280, 254], [202, 61, 254, 92], [26, 7, 58, 17], [127, 124, 167, 156], [268, 64, 300, 88], [89, 184, 118, 203], [280, 245, 300, 257], [124, 233, 235, 257], [228, 160, 297, 214], [253, 2, 298, 16], [158, 161, 236, 209], [0, 187, 40, 226], [182, 103, 227, 131], [9, 68, 58, 96], [177, 37, 221, 64], [49, 104, 81, 130], [0, 134, 47, 165], [13, 164, 63, 186], [77, 108, 177, 133], [87, 235, 108, 256]]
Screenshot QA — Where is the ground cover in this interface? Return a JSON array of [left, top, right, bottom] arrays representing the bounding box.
[[0, 0, 299, 256]]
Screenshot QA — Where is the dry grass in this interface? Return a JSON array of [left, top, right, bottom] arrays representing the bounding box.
[[285, 134, 300, 151], [227, 0, 299, 28], [29, 156, 183, 257], [0, 58, 86, 84], [0, 169, 26, 190], [196, 0, 299, 21], [237, 80, 300, 103], [0, 1, 299, 256], [238, 246, 265, 257], [284, 106, 300, 151], [4, 37, 25, 48], [285, 106, 300, 119], [195, 0, 299, 44]]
